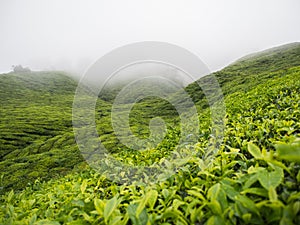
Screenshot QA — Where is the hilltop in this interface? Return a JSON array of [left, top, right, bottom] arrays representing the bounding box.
[[186, 42, 300, 105]]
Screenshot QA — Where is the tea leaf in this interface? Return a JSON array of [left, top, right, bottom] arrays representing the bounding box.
[[268, 186, 278, 202], [146, 190, 158, 210], [80, 179, 87, 194], [94, 198, 104, 215], [235, 195, 260, 215], [258, 167, 283, 190], [248, 143, 262, 159], [104, 196, 119, 223], [276, 142, 300, 162]]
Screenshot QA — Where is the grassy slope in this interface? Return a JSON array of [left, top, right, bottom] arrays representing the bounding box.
[[0, 72, 84, 192], [0, 43, 300, 224], [186, 42, 300, 105]]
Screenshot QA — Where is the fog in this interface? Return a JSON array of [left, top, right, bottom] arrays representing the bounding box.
[[0, 0, 299, 77]]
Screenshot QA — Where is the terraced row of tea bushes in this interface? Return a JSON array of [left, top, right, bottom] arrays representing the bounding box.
[[0, 72, 84, 193]]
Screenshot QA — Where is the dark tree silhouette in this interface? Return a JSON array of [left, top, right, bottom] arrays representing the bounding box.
[[12, 65, 31, 73]]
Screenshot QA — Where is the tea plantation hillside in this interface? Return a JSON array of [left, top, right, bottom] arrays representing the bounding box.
[[0, 72, 84, 192], [1, 43, 300, 224], [186, 42, 300, 105]]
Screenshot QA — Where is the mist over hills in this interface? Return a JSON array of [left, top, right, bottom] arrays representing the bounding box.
[[0, 42, 300, 224], [0, 42, 299, 191], [185, 42, 300, 105]]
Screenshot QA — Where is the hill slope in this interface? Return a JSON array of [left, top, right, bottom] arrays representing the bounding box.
[[0, 43, 300, 224], [0, 72, 83, 192], [186, 42, 300, 105]]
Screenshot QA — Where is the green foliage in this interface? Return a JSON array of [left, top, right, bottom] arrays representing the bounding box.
[[1, 43, 300, 224], [0, 72, 84, 193], [276, 139, 300, 162]]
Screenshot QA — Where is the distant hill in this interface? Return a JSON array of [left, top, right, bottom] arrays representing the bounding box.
[[185, 42, 300, 105], [235, 42, 300, 64]]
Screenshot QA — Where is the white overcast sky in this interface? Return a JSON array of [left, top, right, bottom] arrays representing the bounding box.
[[0, 0, 299, 74]]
